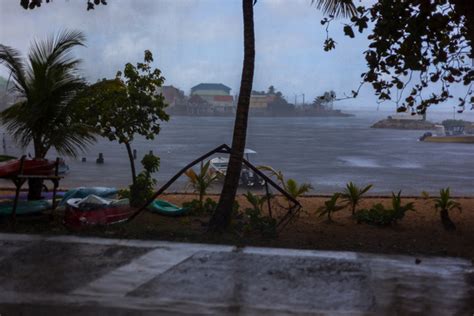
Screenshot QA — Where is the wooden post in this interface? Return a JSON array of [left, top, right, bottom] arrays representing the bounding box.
[[51, 157, 60, 215], [11, 155, 26, 222], [265, 180, 272, 218]]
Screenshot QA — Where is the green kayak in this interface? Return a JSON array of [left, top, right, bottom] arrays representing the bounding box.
[[0, 200, 51, 216], [147, 199, 189, 217]]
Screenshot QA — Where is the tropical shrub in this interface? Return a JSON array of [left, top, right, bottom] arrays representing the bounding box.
[[120, 153, 160, 207], [243, 191, 277, 237], [259, 166, 313, 198], [182, 198, 239, 217], [184, 160, 219, 210], [258, 166, 312, 211], [355, 191, 415, 226], [341, 182, 373, 215], [434, 188, 461, 231], [316, 193, 345, 222], [182, 198, 217, 215], [421, 191, 430, 200]]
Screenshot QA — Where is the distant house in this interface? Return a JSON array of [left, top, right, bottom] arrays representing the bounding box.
[[250, 91, 275, 109], [157, 85, 185, 107], [191, 83, 234, 112]]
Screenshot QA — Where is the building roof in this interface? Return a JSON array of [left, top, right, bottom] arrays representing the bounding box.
[[191, 83, 231, 92]]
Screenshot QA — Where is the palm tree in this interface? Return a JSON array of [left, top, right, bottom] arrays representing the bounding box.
[[209, 0, 356, 232], [185, 161, 219, 211], [0, 30, 95, 199], [341, 182, 373, 215], [434, 188, 462, 231], [316, 193, 345, 222]]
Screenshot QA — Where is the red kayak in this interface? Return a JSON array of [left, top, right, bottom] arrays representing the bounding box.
[[64, 196, 133, 229], [0, 159, 56, 178]]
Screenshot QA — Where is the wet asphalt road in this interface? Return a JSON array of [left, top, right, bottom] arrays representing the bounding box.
[[0, 233, 473, 315]]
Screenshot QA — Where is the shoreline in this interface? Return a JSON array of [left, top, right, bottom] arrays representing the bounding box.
[[2, 188, 474, 199]]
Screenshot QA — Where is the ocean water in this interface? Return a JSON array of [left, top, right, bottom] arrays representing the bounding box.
[[1, 109, 473, 195]]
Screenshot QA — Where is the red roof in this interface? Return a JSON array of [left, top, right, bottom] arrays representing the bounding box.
[[213, 95, 233, 102]]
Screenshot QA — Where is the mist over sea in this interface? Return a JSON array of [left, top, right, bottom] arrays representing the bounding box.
[[2, 109, 473, 195]]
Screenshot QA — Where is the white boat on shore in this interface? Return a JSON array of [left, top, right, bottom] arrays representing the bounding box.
[[209, 149, 265, 187]]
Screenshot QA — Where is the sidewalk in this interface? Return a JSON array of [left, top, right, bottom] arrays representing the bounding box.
[[0, 233, 472, 315]]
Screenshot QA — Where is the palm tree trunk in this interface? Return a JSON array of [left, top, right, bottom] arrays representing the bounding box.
[[125, 142, 137, 185], [440, 209, 456, 231], [27, 139, 45, 200], [209, 0, 255, 232]]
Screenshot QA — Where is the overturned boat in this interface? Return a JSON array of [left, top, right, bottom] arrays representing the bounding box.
[[0, 158, 56, 178], [64, 195, 132, 229]]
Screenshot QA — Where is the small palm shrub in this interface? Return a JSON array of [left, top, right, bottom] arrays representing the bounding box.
[[258, 166, 313, 210], [390, 191, 415, 222], [183, 198, 217, 215], [434, 188, 461, 231], [316, 193, 345, 222], [355, 191, 415, 226], [285, 178, 313, 200], [184, 161, 219, 212], [421, 191, 430, 200], [341, 182, 373, 215], [243, 191, 276, 237]]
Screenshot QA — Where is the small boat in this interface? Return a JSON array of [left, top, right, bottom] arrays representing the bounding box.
[[59, 187, 118, 206], [209, 148, 265, 187], [419, 125, 474, 143], [147, 199, 189, 217], [0, 159, 56, 178], [64, 195, 132, 229], [0, 199, 51, 216]]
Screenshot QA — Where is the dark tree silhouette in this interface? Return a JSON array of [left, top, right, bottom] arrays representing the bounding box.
[[325, 0, 474, 114]]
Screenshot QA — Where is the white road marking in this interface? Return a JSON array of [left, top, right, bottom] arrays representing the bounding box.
[[72, 247, 199, 297]]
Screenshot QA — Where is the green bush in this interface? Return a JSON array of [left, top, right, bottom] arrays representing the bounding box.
[[128, 153, 160, 207], [183, 198, 217, 215], [243, 191, 276, 237], [355, 191, 415, 226], [182, 198, 240, 217]]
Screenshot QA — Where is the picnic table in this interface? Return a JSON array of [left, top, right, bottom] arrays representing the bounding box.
[[2, 156, 64, 221]]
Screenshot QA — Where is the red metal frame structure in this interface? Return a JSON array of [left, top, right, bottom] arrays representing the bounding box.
[[127, 144, 302, 231]]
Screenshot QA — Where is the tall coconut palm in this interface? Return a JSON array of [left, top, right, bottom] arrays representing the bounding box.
[[209, 0, 357, 232], [0, 30, 95, 199]]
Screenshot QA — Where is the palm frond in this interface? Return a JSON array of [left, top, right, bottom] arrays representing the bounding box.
[[0, 44, 28, 95], [311, 0, 357, 18]]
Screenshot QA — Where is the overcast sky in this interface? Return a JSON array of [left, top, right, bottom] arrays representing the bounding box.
[[0, 0, 469, 113]]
